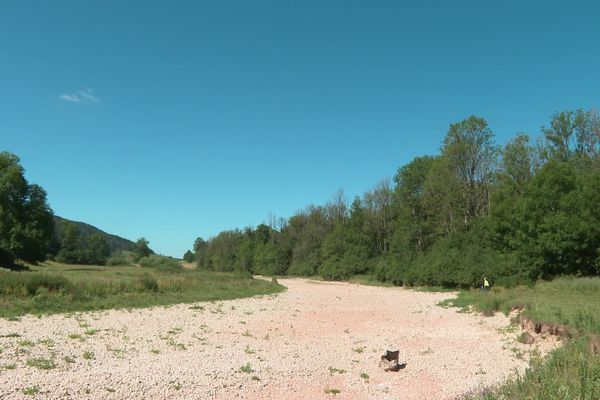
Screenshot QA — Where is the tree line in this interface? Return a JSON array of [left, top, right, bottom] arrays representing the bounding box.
[[188, 109, 600, 287], [0, 151, 153, 266]]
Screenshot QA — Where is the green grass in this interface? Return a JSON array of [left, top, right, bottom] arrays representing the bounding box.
[[445, 277, 600, 400], [26, 357, 56, 370], [22, 386, 40, 396], [239, 362, 253, 373], [0, 262, 285, 318]]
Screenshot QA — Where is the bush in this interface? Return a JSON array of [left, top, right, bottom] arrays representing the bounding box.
[[0, 270, 80, 299], [106, 251, 136, 266], [136, 273, 159, 292], [138, 255, 182, 271]]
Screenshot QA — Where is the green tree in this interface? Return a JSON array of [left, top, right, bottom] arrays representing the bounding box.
[[88, 233, 110, 265], [133, 237, 152, 260], [183, 250, 195, 263], [56, 221, 84, 264], [441, 116, 499, 225], [0, 152, 55, 265]]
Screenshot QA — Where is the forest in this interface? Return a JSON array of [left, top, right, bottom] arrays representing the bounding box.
[[189, 109, 600, 287]]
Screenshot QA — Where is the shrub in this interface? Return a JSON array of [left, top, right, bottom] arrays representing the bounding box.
[[138, 255, 182, 271]]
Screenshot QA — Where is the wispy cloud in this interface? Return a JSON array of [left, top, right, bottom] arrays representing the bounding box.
[[60, 88, 100, 104]]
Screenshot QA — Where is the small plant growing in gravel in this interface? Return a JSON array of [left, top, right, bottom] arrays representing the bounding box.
[[22, 386, 40, 396], [1, 333, 21, 338], [167, 327, 183, 335], [352, 346, 365, 353], [82, 351, 95, 360], [244, 345, 256, 354], [169, 380, 182, 390], [68, 333, 83, 340], [328, 366, 346, 375], [4, 364, 17, 370], [63, 356, 76, 364], [251, 375, 260, 381], [26, 358, 56, 370], [324, 387, 340, 395], [17, 339, 34, 347], [84, 329, 99, 336], [106, 388, 116, 393], [240, 362, 253, 373], [242, 330, 253, 337], [150, 348, 161, 354], [360, 372, 369, 380], [38, 338, 55, 347]]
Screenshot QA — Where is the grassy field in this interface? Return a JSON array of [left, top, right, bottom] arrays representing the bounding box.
[[0, 262, 285, 318], [444, 277, 600, 400]]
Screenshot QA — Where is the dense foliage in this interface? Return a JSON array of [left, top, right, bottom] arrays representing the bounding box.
[[53, 216, 135, 255], [190, 109, 600, 287], [0, 152, 55, 265]]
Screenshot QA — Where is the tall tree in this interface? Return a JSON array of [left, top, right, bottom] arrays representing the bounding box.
[[88, 233, 110, 265], [442, 116, 499, 225], [0, 152, 55, 265]]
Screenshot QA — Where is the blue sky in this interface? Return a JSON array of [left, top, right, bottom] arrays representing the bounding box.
[[2, 1, 599, 257]]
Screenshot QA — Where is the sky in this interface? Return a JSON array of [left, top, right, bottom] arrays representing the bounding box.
[[1, 1, 599, 257]]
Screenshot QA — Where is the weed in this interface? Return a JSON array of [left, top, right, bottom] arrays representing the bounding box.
[[245, 345, 256, 354], [38, 338, 55, 347], [240, 362, 253, 373], [63, 356, 76, 364], [26, 358, 56, 370], [4, 364, 17, 370], [328, 366, 346, 375], [324, 387, 341, 395], [17, 339, 34, 347], [352, 346, 365, 353], [150, 348, 161, 354], [360, 372, 369, 380], [251, 375, 260, 381], [82, 351, 94, 360], [22, 386, 40, 396]]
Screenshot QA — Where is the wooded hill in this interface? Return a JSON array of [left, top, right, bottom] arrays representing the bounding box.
[[53, 216, 135, 255]]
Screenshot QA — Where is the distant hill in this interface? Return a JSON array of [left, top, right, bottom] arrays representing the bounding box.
[[54, 216, 136, 255]]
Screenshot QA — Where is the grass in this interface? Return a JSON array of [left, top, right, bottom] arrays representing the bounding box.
[[22, 386, 40, 396], [82, 351, 94, 360], [324, 387, 341, 395], [26, 357, 56, 370], [445, 277, 600, 400], [239, 362, 253, 373], [328, 366, 346, 375], [0, 262, 285, 318]]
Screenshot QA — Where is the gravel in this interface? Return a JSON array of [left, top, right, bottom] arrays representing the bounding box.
[[0, 278, 559, 399]]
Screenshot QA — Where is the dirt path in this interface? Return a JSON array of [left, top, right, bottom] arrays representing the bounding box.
[[0, 279, 556, 399]]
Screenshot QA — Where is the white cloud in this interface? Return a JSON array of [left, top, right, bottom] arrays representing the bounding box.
[[60, 88, 100, 104]]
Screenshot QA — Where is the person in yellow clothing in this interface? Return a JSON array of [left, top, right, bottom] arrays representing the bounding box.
[[483, 277, 490, 291]]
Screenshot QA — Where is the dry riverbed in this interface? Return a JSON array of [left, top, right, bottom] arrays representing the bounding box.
[[0, 278, 558, 399]]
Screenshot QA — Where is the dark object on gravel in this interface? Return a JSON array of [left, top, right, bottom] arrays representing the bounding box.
[[379, 350, 406, 371]]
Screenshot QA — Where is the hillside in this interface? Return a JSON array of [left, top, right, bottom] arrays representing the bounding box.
[[54, 216, 135, 255]]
